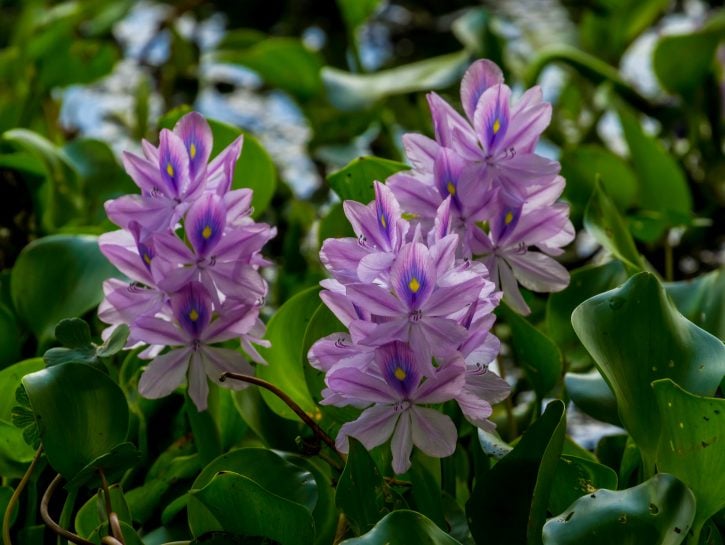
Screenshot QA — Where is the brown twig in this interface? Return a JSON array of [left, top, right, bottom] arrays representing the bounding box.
[[219, 372, 341, 456], [40, 474, 95, 545], [98, 469, 125, 545], [3, 447, 43, 545]]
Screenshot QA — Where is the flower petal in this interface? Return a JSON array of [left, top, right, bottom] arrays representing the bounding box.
[[473, 84, 511, 155], [174, 111, 213, 183], [158, 129, 190, 197], [138, 348, 191, 399], [410, 406, 457, 458], [347, 283, 404, 317], [326, 366, 397, 404], [185, 192, 226, 257], [390, 243, 435, 311], [201, 346, 253, 388], [188, 350, 209, 411], [336, 404, 398, 453], [460, 59, 505, 122], [391, 410, 414, 474]]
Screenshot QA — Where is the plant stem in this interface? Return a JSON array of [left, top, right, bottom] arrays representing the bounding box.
[[99, 469, 125, 545], [3, 447, 43, 545], [40, 474, 95, 545], [58, 485, 78, 545], [220, 372, 342, 460]]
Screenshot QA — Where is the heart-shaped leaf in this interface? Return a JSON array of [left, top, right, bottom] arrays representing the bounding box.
[[338, 510, 463, 545]]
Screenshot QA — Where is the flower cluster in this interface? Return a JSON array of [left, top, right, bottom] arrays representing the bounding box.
[[98, 112, 275, 411], [388, 59, 574, 314], [308, 59, 573, 473]]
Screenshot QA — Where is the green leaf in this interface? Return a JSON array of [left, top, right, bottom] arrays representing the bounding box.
[[96, 324, 130, 358], [322, 51, 470, 111], [327, 156, 409, 204], [65, 442, 140, 489], [560, 145, 638, 223], [54, 318, 92, 348], [336, 438, 398, 535], [159, 109, 277, 218], [215, 38, 322, 100], [10, 235, 118, 343], [22, 363, 130, 482], [571, 272, 725, 469], [543, 474, 696, 545], [339, 510, 463, 545], [665, 269, 725, 340], [466, 400, 567, 545], [256, 287, 320, 420], [653, 14, 725, 96], [584, 182, 644, 273], [548, 455, 618, 515], [618, 104, 692, 237], [190, 471, 315, 545], [653, 379, 725, 539], [546, 260, 628, 369], [408, 453, 445, 529], [188, 448, 318, 537], [2, 129, 84, 232], [88, 520, 145, 545], [565, 370, 620, 427], [498, 304, 562, 399], [337, 0, 381, 33]]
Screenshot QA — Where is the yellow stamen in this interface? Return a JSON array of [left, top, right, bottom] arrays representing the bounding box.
[[143, 254, 152, 265], [166, 163, 174, 177], [202, 225, 212, 239], [190, 143, 197, 159], [447, 181, 456, 195], [394, 367, 406, 381], [188, 309, 199, 322], [505, 211, 513, 225], [493, 118, 501, 134], [408, 277, 420, 293]]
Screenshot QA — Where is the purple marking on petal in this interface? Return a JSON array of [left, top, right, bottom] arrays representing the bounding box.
[[171, 281, 212, 339], [433, 148, 465, 210], [473, 84, 511, 156], [173, 112, 212, 183], [185, 192, 226, 257], [158, 129, 190, 197], [374, 181, 401, 250], [390, 242, 434, 311], [491, 205, 522, 244], [375, 342, 420, 399], [460, 59, 505, 121]]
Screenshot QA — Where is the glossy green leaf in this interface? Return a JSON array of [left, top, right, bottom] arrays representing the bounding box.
[[547, 260, 628, 369], [549, 455, 618, 515], [256, 287, 320, 420], [565, 370, 620, 426], [665, 269, 725, 340], [571, 272, 725, 469], [323, 50, 470, 111], [336, 438, 397, 535], [618, 104, 691, 238], [653, 14, 725, 96], [653, 379, 725, 539], [160, 109, 277, 218], [561, 144, 638, 222], [215, 38, 322, 100], [327, 156, 409, 204], [543, 473, 696, 545], [88, 520, 145, 545], [408, 453, 445, 529], [498, 304, 562, 398], [191, 471, 315, 544], [22, 363, 129, 481], [2, 129, 84, 232], [583, 183, 643, 273], [65, 442, 140, 489], [466, 400, 566, 545], [0, 358, 42, 477], [10, 235, 118, 343], [339, 510, 463, 545], [75, 484, 132, 539]]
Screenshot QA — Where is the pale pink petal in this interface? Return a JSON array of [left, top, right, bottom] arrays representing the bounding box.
[[410, 406, 457, 458], [138, 348, 191, 399]]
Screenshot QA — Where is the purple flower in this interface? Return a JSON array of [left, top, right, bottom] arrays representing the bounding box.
[[135, 282, 258, 411], [324, 342, 465, 474]]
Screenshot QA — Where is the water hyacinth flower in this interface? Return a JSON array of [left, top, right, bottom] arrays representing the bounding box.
[[99, 111, 274, 410], [325, 342, 465, 474]]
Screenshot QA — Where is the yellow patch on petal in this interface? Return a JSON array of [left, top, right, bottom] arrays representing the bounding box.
[[493, 118, 501, 134], [447, 181, 456, 195], [408, 277, 420, 293], [143, 254, 152, 265], [188, 309, 199, 322], [190, 143, 197, 159], [505, 211, 514, 225], [202, 225, 212, 239], [380, 214, 387, 229], [166, 163, 174, 177], [394, 367, 406, 381]]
